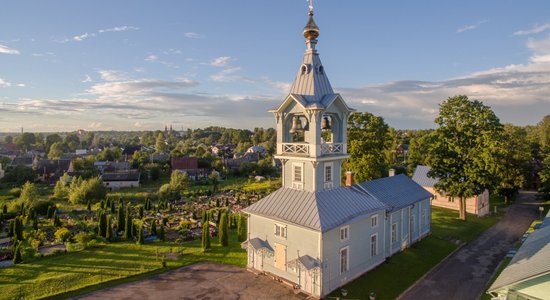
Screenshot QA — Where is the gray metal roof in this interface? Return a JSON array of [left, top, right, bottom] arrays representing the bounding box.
[[412, 165, 439, 188], [288, 46, 334, 103], [357, 174, 433, 211], [243, 186, 387, 233], [289, 255, 319, 270], [247, 237, 274, 253], [489, 219, 550, 292]]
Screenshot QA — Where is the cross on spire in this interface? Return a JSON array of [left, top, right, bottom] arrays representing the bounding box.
[[308, 0, 314, 15]]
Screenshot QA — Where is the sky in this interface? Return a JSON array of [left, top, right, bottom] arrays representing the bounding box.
[[1, 0, 549, 132]]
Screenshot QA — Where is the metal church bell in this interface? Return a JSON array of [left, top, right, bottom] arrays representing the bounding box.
[[289, 116, 305, 134], [321, 116, 331, 130]]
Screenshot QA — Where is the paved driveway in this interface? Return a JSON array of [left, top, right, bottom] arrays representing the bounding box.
[[75, 262, 308, 300], [399, 191, 539, 300]]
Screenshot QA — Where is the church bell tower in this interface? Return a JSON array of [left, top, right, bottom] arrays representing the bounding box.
[[270, 7, 355, 192]]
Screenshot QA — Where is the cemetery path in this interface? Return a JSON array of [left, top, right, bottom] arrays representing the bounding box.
[[399, 191, 539, 300]]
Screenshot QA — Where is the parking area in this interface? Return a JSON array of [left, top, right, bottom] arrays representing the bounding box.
[[76, 262, 309, 300]]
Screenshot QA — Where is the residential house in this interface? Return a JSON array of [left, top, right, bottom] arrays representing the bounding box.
[[35, 159, 72, 183], [487, 210, 550, 299], [171, 156, 208, 181], [94, 161, 131, 174], [246, 145, 266, 155], [101, 171, 141, 191], [10, 156, 33, 168], [225, 152, 261, 171], [412, 165, 490, 216], [241, 10, 432, 298]]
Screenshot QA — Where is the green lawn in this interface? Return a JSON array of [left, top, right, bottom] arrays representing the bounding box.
[[329, 237, 457, 300], [431, 207, 502, 242], [0, 231, 246, 300], [330, 207, 503, 300]]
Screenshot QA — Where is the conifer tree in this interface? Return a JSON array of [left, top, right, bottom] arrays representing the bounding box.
[[105, 216, 113, 241], [237, 214, 247, 242], [110, 199, 115, 213], [52, 211, 61, 227], [124, 206, 132, 240], [137, 225, 144, 245], [13, 243, 22, 264], [117, 202, 124, 232], [219, 211, 229, 247], [86, 200, 91, 211], [158, 224, 165, 241], [138, 205, 144, 219], [151, 221, 157, 236], [202, 213, 211, 251], [2, 204, 7, 214], [98, 211, 107, 237]]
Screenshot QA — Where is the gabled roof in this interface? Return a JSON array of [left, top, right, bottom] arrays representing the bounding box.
[[288, 46, 334, 103], [489, 212, 550, 293], [101, 171, 140, 182], [243, 186, 387, 233], [357, 174, 433, 211], [36, 159, 71, 175], [412, 165, 439, 188]]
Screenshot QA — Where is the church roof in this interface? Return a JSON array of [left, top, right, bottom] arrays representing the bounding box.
[[243, 186, 387, 233], [357, 174, 433, 211], [411, 165, 439, 188]]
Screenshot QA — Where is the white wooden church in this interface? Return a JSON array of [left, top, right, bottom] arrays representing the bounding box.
[[242, 7, 432, 298]]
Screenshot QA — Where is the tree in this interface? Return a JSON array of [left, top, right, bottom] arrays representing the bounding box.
[[237, 214, 247, 242], [137, 225, 144, 245], [48, 142, 65, 159], [219, 211, 229, 247], [19, 181, 38, 206], [158, 224, 165, 241], [4, 135, 13, 143], [138, 205, 144, 219], [53, 173, 69, 199], [45, 134, 63, 153], [13, 244, 22, 264], [54, 227, 71, 242], [53, 211, 62, 227], [151, 220, 157, 236], [169, 170, 190, 192], [497, 124, 532, 202], [98, 211, 107, 237], [426, 95, 503, 220], [2, 166, 36, 186], [344, 112, 392, 183], [117, 202, 125, 232], [16, 132, 36, 152], [201, 213, 211, 251], [155, 132, 168, 153], [68, 177, 107, 204], [13, 217, 23, 242], [124, 206, 133, 240], [74, 232, 92, 249], [105, 215, 113, 241]]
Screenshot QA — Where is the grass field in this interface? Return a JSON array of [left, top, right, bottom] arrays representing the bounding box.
[[329, 207, 503, 300], [0, 231, 246, 300]]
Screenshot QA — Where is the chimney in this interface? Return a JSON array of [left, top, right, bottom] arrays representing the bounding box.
[[388, 168, 395, 177], [345, 171, 355, 187]]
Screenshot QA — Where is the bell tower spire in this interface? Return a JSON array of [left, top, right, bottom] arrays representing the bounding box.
[[270, 3, 355, 192]]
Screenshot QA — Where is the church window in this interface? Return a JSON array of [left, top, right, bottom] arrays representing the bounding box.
[[324, 163, 332, 183], [371, 215, 378, 228], [340, 247, 349, 274], [300, 64, 308, 75], [274, 223, 287, 239], [371, 234, 378, 257], [292, 163, 304, 189], [340, 225, 349, 242]]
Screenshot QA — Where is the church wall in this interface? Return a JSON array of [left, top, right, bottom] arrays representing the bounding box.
[[320, 210, 386, 297], [247, 214, 321, 293]]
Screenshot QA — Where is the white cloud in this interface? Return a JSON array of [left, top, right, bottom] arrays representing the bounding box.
[[98, 70, 128, 81], [262, 77, 291, 93], [456, 20, 487, 33], [514, 23, 550, 36], [0, 78, 11, 87], [0, 44, 20, 54], [16, 83, 25, 87], [99, 26, 140, 33], [81, 75, 92, 83], [210, 56, 232, 67], [184, 32, 203, 39], [211, 67, 255, 83], [73, 32, 95, 41], [145, 55, 159, 62]]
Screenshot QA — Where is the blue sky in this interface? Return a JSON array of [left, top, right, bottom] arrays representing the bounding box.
[[1, 0, 549, 132]]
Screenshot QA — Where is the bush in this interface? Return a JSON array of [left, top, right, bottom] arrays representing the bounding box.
[[54, 227, 71, 243], [9, 187, 21, 198], [74, 232, 92, 249]]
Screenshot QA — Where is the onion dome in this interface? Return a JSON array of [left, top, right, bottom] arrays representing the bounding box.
[[303, 11, 320, 40]]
